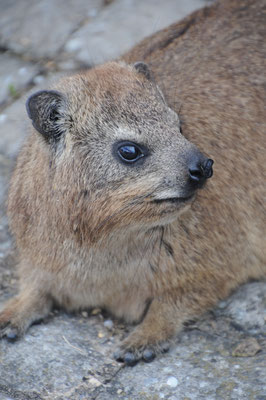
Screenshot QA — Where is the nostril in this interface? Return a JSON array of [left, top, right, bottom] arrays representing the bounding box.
[[189, 166, 204, 182], [203, 158, 214, 178], [188, 151, 214, 186], [188, 158, 213, 184]]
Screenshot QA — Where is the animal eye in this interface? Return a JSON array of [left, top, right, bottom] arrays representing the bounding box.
[[119, 145, 140, 161], [117, 142, 145, 164]]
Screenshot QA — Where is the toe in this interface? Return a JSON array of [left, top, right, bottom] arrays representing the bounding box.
[[124, 352, 138, 367], [142, 348, 156, 363], [160, 341, 170, 353], [113, 349, 124, 362], [6, 328, 19, 342], [113, 349, 139, 366]]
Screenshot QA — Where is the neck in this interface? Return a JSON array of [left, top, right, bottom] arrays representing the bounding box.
[[94, 224, 170, 257]]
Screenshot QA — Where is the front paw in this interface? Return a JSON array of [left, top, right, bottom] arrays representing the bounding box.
[[0, 322, 20, 341], [113, 334, 170, 366], [0, 309, 21, 342]]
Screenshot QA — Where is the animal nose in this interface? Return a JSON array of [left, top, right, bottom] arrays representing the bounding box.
[[189, 157, 214, 186]]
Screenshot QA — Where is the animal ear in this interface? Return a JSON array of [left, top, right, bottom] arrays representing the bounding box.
[[133, 62, 152, 80], [26, 90, 66, 142]]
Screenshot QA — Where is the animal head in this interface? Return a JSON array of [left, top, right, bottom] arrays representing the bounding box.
[[26, 62, 213, 242]]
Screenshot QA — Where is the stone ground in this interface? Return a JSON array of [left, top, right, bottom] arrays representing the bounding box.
[[0, 0, 265, 399]]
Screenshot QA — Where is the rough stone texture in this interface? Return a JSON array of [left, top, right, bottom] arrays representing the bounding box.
[[0, 0, 265, 399], [0, 52, 39, 106], [0, 280, 265, 400], [0, 312, 121, 400], [63, 0, 211, 66], [0, 0, 104, 60], [0, 96, 29, 159], [217, 282, 266, 333]]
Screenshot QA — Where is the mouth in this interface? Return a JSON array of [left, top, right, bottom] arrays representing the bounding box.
[[152, 194, 195, 204]]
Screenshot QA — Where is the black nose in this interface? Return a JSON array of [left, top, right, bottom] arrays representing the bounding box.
[[189, 157, 214, 186]]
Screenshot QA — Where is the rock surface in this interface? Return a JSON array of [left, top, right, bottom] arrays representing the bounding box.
[[63, 0, 211, 66], [0, 282, 265, 400], [0, 0, 265, 399], [0, 53, 39, 106], [0, 0, 104, 60]]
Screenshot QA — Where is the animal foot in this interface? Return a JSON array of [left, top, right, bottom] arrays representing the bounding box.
[[0, 310, 21, 341], [114, 334, 170, 366], [0, 323, 20, 341]]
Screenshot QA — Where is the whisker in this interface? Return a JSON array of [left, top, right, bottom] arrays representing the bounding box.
[[92, 184, 161, 236]]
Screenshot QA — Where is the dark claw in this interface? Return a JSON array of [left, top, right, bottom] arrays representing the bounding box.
[[6, 329, 18, 342], [113, 349, 124, 362], [124, 352, 138, 367], [142, 348, 156, 363], [161, 342, 170, 353]]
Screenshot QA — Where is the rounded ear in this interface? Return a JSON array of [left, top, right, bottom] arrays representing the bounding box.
[[133, 62, 152, 80], [26, 90, 66, 142]]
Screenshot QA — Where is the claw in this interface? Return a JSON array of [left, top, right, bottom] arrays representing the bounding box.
[[113, 349, 139, 366], [113, 349, 124, 362], [6, 328, 19, 342], [161, 341, 170, 353], [142, 348, 155, 363], [124, 352, 138, 367], [114, 339, 170, 366]]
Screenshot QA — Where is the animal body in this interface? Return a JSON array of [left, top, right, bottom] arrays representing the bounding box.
[[0, 0, 265, 365]]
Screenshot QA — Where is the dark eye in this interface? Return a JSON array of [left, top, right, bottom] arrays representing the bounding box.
[[117, 142, 145, 164]]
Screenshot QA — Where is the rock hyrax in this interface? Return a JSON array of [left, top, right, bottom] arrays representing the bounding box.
[[1, 0, 265, 366]]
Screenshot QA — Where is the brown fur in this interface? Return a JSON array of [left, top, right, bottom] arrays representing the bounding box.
[[1, 0, 265, 364]]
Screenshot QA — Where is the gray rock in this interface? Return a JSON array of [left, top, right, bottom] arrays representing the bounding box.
[[0, 96, 28, 159], [166, 376, 178, 388], [0, 312, 121, 400], [217, 282, 266, 334], [0, 0, 104, 60], [104, 320, 114, 331], [63, 0, 212, 66], [0, 52, 39, 106]]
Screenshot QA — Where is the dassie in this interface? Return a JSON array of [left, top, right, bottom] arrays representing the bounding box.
[[0, 0, 265, 365]]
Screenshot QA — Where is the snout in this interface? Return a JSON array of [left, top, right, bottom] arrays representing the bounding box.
[[188, 153, 214, 188], [151, 148, 213, 207]]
